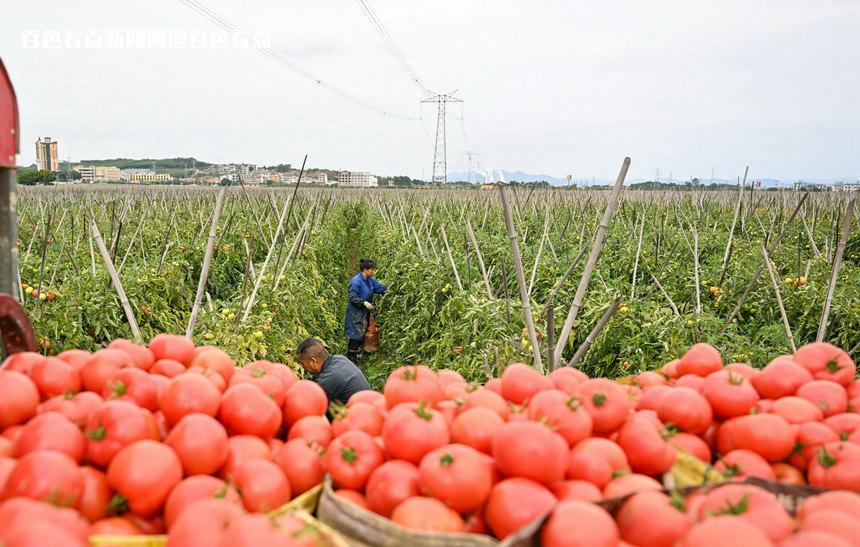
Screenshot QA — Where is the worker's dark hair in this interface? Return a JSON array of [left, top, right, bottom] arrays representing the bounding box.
[[297, 338, 328, 360], [359, 258, 376, 271]]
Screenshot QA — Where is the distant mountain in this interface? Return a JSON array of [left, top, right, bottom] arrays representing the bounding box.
[[447, 171, 858, 187], [76, 157, 212, 169]]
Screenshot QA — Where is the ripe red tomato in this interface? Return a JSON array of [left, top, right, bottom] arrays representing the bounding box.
[[1, 351, 45, 375], [677, 343, 722, 377], [390, 496, 465, 533], [57, 349, 92, 370], [638, 384, 671, 411], [102, 367, 159, 411], [528, 389, 593, 446], [232, 459, 291, 512], [0, 457, 14, 492], [159, 372, 221, 426], [108, 339, 155, 371], [220, 435, 271, 480], [382, 402, 450, 464], [282, 380, 328, 426], [542, 500, 619, 547], [450, 406, 504, 454], [551, 480, 602, 502], [30, 357, 81, 399], [437, 369, 467, 388], [702, 370, 759, 418], [566, 438, 630, 489], [274, 439, 324, 496], [752, 356, 813, 399], [791, 422, 839, 470], [500, 363, 553, 404], [347, 390, 384, 407], [107, 440, 182, 517], [603, 473, 662, 499], [656, 386, 712, 434], [80, 349, 132, 393], [2, 450, 83, 507], [796, 380, 847, 417], [287, 415, 333, 447], [493, 421, 568, 484], [325, 430, 384, 490], [230, 364, 286, 406], [548, 367, 589, 394], [332, 402, 384, 437], [0, 497, 90, 543], [365, 460, 420, 517], [485, 378, 502, 394], [667, 432, 712, 462], [40, 391, 103, 428], [794, 342, 856, 386], [717, 413, 795, 462], [15, 410, 86, 462], [85, 400, 158, 467], [334, 489, 369, 508], [383, 365, 443, 408], [772, 463, 806, 484], [681, 516, 773, 547], [219, 383, 282, 438], [167, 498, 245, 547], [190, 348, 236, 382], [714, 449, 775, 481], [150, 358, 186, 378], [78, 466, 111, 522], [798, 490, 860, 523], [163, 475, 241, 527], [617, 412, 676, 476], [772, 396, 824, 424], [484, 478, 557, 539], [90, 516, 142, 535], [696, 484, 793, 542], [252, 361, 296, 391], [165, 413, 229, 475], [460, 388, 510, 420], [808, 441, 860, 491], [0, 370, 40, 429], [825, 413, 860, 440], [418, 443, 492, 513], [576, 378, 630, 434], [149, 334, 196, 366], [634, 370, 668, 389]]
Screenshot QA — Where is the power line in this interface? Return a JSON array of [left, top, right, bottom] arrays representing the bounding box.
[[353, 0, 433, 97], [177, 0, 416, 120]]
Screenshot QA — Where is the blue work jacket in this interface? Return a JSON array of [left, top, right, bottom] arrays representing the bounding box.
[[344, 272, 387, 340]]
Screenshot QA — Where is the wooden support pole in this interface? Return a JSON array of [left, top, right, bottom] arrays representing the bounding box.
[[91, 218, 142, 342], [818, 198, 855, 342], [498, 181, 543, 372], [186, 188, 227, 337]]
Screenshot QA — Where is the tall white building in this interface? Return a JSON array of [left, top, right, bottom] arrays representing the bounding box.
[[339, 171, 378, 188]]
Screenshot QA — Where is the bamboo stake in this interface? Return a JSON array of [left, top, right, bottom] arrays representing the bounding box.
[[465, 220, 493, 299], [817, 198, 855, 342], [650, 273, 681, 321], [527, 207, 551, 297], [718, 173, 745, 285], [554, 157, 630, 364], [498, 181, 543, 371], [630, 215, 645, 299], [761, 243, 796, 352], [186, 188, 227, 337], [91, 218, 142, 342], [567, 297, 623, 367], [440, 225, 463, 291], [541, 247, 586, 314]]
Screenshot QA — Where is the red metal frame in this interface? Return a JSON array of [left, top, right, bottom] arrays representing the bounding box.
[[0, 58, 19, 168]]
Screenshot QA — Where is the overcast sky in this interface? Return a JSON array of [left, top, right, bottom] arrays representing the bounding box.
[[3, 0, 858, 181]]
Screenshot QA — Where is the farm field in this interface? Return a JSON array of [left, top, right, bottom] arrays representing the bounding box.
[[12, 183, 860, 386]]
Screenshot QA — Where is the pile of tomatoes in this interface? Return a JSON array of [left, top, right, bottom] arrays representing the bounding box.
[[308, 341, 860, 545], [0, 335, 331, 546], [1, 336, 859, 546]]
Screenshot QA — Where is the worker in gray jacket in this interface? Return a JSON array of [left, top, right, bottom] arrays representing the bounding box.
[[296, 337, 371, 405]]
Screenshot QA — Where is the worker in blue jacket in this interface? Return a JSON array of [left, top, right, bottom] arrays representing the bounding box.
[[345, 258, 388, 369]]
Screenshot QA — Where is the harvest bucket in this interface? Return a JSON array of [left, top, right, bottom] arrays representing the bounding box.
[[363, 314, 379, 353], [316, 476, 498, 547]]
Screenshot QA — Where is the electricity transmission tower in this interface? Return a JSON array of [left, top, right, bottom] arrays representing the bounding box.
[[422, 92, 462, 183]]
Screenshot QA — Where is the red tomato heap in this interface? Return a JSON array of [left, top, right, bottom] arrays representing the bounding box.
[[2, 339, 860, 545]]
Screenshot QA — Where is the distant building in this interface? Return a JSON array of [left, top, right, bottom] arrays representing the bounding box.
[[339, 171, 378, 188], [74, 165, 121, 183], [282, 172, 329, 185], [35, 137, 59, 172], [833, 182, 860, 192], [793, 181, 828, 192], [122, 169, 173, 183]]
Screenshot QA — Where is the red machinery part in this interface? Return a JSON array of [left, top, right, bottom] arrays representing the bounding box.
[[0, 58, 19, 168], [0, 294, 36, 354]]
